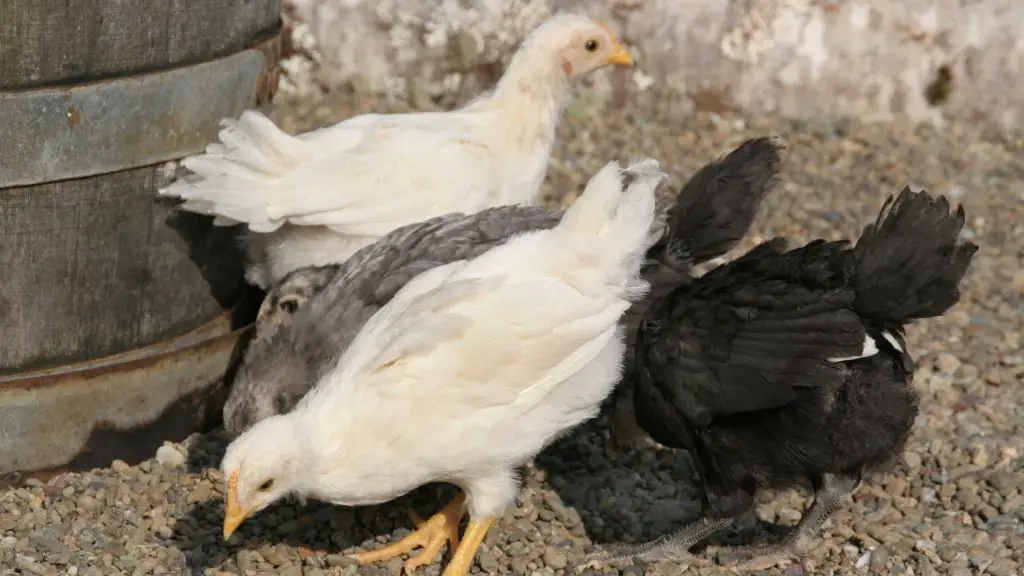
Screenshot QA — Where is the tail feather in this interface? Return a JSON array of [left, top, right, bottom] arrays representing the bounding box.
[[556, 158, 666, 300], [558, 159, 665, 240], [852, 186, 978, 323], [215, 110, 309, 171], [158, 111, 316, 231], [656, 136, 784, 272], [556, 161, 626, 237]]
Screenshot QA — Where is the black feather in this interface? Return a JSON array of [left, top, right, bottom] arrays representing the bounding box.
[[609, 138, 785, 450], [852, 186, 979, 323], [651, 135, 784, 273], [631, 186, 977, 539]]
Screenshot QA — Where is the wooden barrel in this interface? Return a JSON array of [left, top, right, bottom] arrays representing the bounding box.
[[0, 0, 282, 480]]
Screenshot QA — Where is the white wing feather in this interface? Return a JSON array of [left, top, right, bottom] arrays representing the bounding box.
[[305, 158, 666, 417], [322, 260, 475, 383], [333, 274, 629, 411], [276, 126, 497, 236], [162, 110, 498, 236]]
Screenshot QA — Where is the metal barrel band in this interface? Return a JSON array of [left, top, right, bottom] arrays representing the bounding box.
[[0, 314, 251, 477], [0, 33, 282, 188]]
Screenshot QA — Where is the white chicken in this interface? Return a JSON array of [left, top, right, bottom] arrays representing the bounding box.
[[158, 13, 635, 289], [218, 158, 666, 576]]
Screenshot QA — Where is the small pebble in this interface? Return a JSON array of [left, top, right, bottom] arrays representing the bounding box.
[[542, 547, 568, 569], [903, 452, 922, 470], [936, 352, 962, 374], [155, 444, 187, 469]]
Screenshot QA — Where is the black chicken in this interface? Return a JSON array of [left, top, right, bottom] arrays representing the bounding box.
[[586, 187, 978, 571]]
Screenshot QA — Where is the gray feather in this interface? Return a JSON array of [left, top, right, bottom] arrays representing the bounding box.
[[223, 205, 562, 435]]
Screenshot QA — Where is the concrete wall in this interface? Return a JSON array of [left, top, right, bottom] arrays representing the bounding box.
[[277, 0, 1024, 136]]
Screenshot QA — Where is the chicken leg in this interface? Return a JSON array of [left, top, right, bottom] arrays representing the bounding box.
[[440, 517, 495, 576], [351, 492, 465, 573], [582, 516, 733, 568], [725, 472, 860, 572]]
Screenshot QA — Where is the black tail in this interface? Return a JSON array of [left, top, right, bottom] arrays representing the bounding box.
[[853, 187, 978, 324], [653, 135, 785, 272]]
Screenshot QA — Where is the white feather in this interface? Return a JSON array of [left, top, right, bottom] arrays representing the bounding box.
[[220, 157, 667, 522], [160, 13, 626, 289], [827, 334, 880, 363], [881, 330, 904, 353]]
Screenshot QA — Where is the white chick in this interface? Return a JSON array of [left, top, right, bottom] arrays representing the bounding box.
[[158, 13, 635, 289], [218, 158, 666, 576]]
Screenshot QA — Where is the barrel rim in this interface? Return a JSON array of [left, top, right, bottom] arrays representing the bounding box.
[[0, 314, 251, 389], [0, 33, 282, 188], [1, 2, 283, 89]]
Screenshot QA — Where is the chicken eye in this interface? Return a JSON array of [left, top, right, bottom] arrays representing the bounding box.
[[585, 39, 599, 52], [258, 479, 274, 491], [279, 298, 299, 314], [274, 392, 292, 413]]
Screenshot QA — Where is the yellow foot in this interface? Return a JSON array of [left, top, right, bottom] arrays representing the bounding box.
[[350, 492, 466, 574], [407, 506, 460, 552], [440, 517, 495, 576]]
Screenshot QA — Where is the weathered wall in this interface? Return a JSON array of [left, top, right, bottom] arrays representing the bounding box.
[[277, 0, 1024, 136]]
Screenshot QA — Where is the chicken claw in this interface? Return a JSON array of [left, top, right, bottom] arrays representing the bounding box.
[[582, 516, 731, 570], [728, 546, 802, 573], [723, 473, 857, 573], [722, 527, 813, 573], [351, 492, 466, 574], [441, 517, 495, 576]]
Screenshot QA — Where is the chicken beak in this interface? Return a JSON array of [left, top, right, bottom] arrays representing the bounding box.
[[597, 21, 634, 67], [604, 41, 634, 67], [223, 470, 249, 541]]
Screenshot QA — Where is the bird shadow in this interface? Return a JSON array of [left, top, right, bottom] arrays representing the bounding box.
[[170, 377, 783, 574], [535, 399, 794, 558], [170, 491, 458, 574], [173, 429, 462, 573], [535, 404, 705, 547], [156, 199, 269, 439], [169, 406, 792, 574], [158, 202, 251, 315]]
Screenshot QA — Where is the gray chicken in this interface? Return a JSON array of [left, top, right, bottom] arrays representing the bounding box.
[[252, 264, 341, 344], [222, 136, 785, 437]]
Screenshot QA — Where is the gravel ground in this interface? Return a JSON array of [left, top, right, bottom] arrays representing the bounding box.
[[3, 94, 1023, 576]]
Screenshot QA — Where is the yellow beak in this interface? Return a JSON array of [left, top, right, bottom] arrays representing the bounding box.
[[597, 21, 634, 67], [603, 41, 634, 67], [223, 470, 250, 541]]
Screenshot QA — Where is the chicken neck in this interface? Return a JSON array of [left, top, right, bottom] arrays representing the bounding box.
[[478, 47, 569, 161]]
